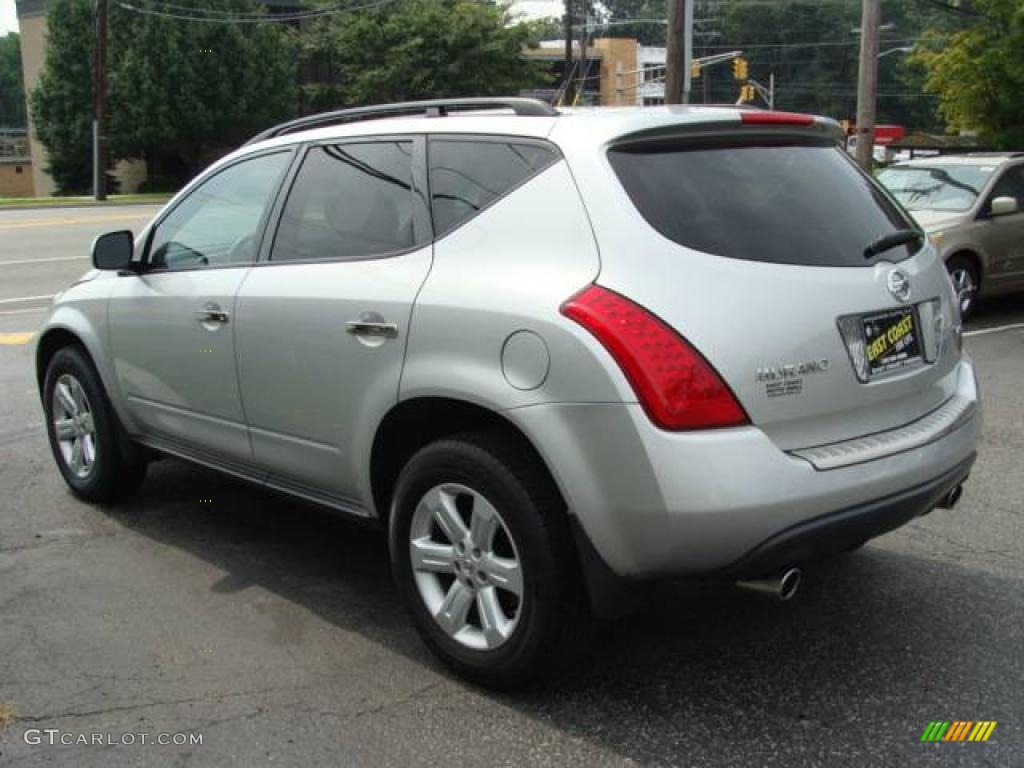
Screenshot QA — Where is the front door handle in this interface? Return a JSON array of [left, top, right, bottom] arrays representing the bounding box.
[[194, 303, 230, 324], [346, 320, 399, 339]]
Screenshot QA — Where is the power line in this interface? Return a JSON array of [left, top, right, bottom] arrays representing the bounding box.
[[118, 0, 401, 23], [702, 37, 922, 49]]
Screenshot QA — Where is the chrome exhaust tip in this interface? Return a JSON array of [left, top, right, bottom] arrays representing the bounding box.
[[939, 484, 963, 510], [736, 567, 802, 602]]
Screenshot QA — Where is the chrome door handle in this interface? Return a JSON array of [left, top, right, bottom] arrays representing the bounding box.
[[194, 307, 230, 324], [346, 320, 398, 339]]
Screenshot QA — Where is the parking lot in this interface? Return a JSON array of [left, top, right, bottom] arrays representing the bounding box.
[[1, 205, 1022, 766]]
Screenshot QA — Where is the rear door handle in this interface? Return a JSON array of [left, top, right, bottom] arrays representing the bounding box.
[[346, 320, 399, 339]]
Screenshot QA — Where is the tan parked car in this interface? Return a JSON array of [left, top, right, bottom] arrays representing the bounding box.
[[878, 153, 1024, 318]]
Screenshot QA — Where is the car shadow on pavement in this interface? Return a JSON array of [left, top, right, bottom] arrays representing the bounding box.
[[104, 457, 1023, 764]]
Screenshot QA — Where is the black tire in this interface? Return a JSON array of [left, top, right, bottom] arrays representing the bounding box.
[[946, 255, 979, 321], [43, 344, 147, 503], [389, 431, 584, 689]]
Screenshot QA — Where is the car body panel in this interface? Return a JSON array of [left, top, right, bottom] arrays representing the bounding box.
[[235, 247, 433, 509], [108, 267, 254, 464], [508, 358, 980, 577]]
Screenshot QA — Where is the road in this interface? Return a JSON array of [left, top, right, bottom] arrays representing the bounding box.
[[0, 206, 1022, 766]]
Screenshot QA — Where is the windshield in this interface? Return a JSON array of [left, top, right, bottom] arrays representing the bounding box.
[[877, 164, 996, 212]]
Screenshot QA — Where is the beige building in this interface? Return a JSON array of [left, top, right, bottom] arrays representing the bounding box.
[[15, 0, 52, 196], [522, 38, 668, 107]]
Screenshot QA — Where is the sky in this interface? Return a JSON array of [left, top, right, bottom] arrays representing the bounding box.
[[1, 0, 16, 36]]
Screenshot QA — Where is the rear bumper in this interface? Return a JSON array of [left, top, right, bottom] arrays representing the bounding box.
[[720, 452, 974, 578], [505, 358, 981, 579]]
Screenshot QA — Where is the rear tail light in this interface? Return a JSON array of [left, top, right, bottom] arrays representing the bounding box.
[[560, 284, 748, 430]]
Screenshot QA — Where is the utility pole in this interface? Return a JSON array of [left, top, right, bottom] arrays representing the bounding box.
[[94, 0, 109, 201], [855, 0, 880, 171], [563, 0, 574, 105], [665, 0, 685, 104]]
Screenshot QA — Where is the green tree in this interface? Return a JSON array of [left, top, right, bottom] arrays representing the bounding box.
[[599, 0, 666, 46], [109, 1, 297, 188], [29, 0, 95, 193], [915, 0, 1024, 148], [29, 0, 297, 194], [0, 32, 27, 127], [299, 0, 548, 112]]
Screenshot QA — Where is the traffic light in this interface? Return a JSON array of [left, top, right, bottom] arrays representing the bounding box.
[[732, 57, 748, 80], [739, 84, 757, 103], [691, 60, 701, 79]]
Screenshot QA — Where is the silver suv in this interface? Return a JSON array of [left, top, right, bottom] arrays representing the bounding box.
[[878, 153, 1024, 318], [36, 99, 980, 687]]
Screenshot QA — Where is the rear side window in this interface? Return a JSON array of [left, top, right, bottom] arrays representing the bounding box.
[[428, 138, 559, 236], [608, 140, 916, 267], [272, 141, 418, 262]]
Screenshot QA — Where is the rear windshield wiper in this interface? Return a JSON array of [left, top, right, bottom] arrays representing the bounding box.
[[864, 229, 923, 259]]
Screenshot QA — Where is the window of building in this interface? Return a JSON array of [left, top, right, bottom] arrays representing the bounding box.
[[271, 141, 417, 262], [428, 139, 559, 237], [642, 63, 663, 83]]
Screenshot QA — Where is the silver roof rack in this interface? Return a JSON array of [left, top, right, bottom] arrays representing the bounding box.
[[245, 97, 558, 146]]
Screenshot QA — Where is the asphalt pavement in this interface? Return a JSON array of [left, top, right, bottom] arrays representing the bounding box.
[[0, 206, 1021, 766]]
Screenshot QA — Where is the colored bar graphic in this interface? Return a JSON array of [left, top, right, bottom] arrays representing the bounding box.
[[921, 721, 949, 742], [922, 721, 996, 742]]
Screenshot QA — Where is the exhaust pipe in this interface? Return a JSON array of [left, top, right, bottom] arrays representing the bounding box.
[[736, 567, 802, 601], [938, 484, 963, 510]]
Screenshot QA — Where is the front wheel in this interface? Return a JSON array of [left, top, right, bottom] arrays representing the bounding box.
[[43, 345, 147, 503], [946, 255, 979, 320], [388, 432, 583, 689]]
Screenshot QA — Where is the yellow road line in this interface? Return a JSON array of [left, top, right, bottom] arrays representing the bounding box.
[[0, 212, 153, 231], [0, 332, 35, 345]]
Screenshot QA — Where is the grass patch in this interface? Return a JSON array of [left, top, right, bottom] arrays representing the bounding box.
[[0, 193, 173, 209], [0, 701, 16, 727]]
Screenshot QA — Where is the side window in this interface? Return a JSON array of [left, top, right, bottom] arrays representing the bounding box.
[[148, 151, 290, 270], [428, 139, 559, 237], [271, 141, 417, 262], [988, 166, 1024, 204]]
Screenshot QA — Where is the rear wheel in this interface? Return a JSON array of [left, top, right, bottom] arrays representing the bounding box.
[[946, 255, 979, 320], [388, 432, 583, 689], [43, 345, 146, 503]]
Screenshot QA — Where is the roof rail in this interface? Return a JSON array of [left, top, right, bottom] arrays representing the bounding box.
[[966, 151, 1024, 158], [245, 97, 558, 146]]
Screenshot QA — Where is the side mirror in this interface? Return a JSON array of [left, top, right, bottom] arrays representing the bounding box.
[[92, 230, 135, 271], [990, 196, 1019, 217]]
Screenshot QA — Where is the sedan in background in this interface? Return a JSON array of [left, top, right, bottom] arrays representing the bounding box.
[[878, 153, 1024, 318]]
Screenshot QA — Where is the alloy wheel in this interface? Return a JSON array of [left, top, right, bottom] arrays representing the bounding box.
[[51, 373, 97, 479], [950, 266, 976, 316], [409, 483, 524, 651]]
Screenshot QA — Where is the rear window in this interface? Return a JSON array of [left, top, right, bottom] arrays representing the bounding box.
[[608, 140, 917, 267]]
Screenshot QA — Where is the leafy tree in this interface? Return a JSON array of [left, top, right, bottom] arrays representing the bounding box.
[[598, 0, 666, 46], [29, 0, 95, 193], [108, 1, 297, 187], [0, 32, 27, 127], [914, 0, 1024, 147], [298, 0, 549, 112], [30, 0, 297, 193]]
